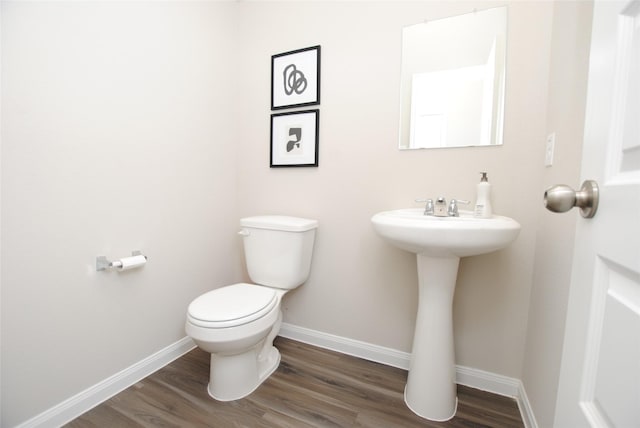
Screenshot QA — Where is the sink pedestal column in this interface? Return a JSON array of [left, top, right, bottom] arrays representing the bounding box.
[[404, 254, 459, 421]]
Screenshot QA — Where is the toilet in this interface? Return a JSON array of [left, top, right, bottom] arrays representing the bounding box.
[[185, 215, 318, 401]]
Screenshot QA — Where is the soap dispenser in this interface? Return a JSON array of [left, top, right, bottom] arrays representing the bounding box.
[[474, 172, 493, 218]]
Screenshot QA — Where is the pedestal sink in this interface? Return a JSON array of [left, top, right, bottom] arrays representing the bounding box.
[[371, 208, 520, 421]]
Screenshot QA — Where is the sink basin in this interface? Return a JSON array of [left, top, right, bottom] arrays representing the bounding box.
[[371, 208, 520, 421], [371, 208, 521, 257]]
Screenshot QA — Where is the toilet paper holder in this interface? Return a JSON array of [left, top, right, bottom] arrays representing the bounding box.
[[96, 250, 147, 271]]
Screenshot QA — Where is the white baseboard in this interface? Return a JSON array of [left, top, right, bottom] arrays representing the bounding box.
[[455, 364, 520, 396], [279, 322, 411, 370], [16, 337, 196, 428], [17, 324, 537, 428], [279, 322, 537, 428], [517, 381, 539, 428]]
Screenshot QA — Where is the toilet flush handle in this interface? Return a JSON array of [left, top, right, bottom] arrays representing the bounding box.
[[238, 229, 250, 237]]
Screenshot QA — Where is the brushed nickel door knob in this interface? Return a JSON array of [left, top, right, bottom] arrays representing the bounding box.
[[544, 180, 599, 218]]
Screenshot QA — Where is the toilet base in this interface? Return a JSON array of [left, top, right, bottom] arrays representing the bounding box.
[[207, 344, 281, 402]]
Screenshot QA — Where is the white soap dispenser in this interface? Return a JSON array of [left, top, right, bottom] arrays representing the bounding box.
[[474, 172, 493, 218]]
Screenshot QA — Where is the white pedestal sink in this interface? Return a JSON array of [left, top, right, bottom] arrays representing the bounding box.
[[371, 208, 520, 421]]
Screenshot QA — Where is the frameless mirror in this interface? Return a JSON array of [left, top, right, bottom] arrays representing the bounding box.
[[399, 7, 507, 149]]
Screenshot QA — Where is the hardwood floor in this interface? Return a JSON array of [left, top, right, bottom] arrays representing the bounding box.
[[67, 337, 524, 427]]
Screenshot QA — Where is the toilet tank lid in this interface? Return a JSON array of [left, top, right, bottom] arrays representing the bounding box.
[[241, 216, 318, 232]]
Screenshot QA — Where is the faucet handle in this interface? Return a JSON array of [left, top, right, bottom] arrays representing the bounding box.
[[424, 199, 434, 215], [448, 199, 470, 217], [415, 198, 434, 215]]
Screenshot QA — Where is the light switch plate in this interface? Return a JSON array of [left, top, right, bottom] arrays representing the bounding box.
[[545, 133, 555, 167]]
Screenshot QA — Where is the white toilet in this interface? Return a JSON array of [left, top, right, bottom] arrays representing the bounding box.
[[185, 215, 317, 401]]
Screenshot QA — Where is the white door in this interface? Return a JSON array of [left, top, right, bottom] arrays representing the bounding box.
[[554, 1, 640, 427]]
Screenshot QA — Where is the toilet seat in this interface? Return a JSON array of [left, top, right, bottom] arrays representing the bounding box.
[[187, 283, 278, 329]]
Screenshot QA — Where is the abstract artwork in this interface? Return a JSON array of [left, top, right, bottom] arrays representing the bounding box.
[[270, 110, 319, 167], [271, 46, 321, 110]]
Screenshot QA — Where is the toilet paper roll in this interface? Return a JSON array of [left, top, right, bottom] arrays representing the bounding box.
[[116, 254, 147, 271]]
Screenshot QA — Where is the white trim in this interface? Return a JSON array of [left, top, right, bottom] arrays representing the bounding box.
[[16, 337, 195, 428], [279, 322, 537, 428], [17, 325, 538, 428], [455, 365, 520, 397], [279, 322, 411, 369], [517, 381, 539, 428]]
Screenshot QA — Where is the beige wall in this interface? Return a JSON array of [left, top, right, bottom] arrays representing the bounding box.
[[236, 1, 552, 376], [0, 1, 592, 426], [523, 2, 593, 427], [1, 2, 241, 426]]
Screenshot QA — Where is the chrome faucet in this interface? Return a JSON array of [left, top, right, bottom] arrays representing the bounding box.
[[417, 197, 469, 216], [434, 197, 448, 217]]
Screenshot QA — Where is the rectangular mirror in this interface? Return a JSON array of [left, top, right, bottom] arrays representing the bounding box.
[[399, 7, 507, 149]]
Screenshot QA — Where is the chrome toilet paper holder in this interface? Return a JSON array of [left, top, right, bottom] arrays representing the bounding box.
[[96, 250, 146, 271]]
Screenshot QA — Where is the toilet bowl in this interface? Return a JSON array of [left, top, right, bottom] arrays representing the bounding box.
[[185, 216, 317, 401]]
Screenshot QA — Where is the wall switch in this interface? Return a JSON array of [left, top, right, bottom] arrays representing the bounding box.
[[545, 133, 555, 167]]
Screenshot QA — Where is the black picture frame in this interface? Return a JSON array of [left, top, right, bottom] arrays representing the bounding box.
[[271, 46, 321, 110], [270, 110, 319, 168]]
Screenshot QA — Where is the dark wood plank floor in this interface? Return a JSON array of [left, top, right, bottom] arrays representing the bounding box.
[[67, 337, 524, 427]]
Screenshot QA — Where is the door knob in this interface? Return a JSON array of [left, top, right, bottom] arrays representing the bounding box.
[[544, 180, 599, 218]]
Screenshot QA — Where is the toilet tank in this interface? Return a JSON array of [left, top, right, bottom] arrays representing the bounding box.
[[240, 216, 318, 290]]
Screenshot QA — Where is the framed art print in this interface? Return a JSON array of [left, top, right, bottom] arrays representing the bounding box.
[[270, 110, 319, 167], [271, 46, 321, 110]]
